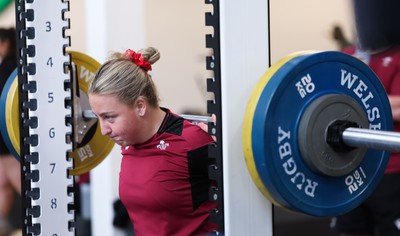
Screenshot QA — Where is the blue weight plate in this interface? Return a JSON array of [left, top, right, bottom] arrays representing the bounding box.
[[0, 69, 19, 159], [251, 51, 392, 216]]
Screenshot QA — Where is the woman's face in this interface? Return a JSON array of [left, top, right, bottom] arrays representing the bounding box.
[[89, 93, 143, 146]]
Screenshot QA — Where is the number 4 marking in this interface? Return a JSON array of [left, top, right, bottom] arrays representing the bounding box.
[[47, 57, 53, 67]]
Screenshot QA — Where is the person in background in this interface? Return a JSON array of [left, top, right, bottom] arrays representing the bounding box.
[[331, 0, 400, 235], [331, 25, 353, 51], [88, 47, 217, 236], [0, 27, 21, 236]]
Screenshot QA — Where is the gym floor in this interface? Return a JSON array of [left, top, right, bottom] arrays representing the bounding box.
[[274, 207, 338, 236]]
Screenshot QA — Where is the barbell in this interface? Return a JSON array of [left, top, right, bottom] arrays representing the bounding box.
[[0, 50, 398, 217]]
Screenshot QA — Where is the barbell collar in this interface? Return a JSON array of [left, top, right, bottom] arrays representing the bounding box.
[[326, 120, 359, 153]]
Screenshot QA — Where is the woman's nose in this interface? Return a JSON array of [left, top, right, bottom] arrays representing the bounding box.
[[99, 121, 111, 136]]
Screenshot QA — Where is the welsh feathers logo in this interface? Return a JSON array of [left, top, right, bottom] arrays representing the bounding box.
[[157, 140, 169, 150]]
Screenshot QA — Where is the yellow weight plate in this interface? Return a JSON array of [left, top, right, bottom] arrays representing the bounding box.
[[5, 74, 19, 156], [68, 51, 114, 175], [0, 69, 19, 159], [242, 51, 313, 207]]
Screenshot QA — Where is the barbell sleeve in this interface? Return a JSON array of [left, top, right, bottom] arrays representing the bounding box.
[[83, 110, 97, 119], [342, 127, 400, 152], [179, 114, 214, 123]]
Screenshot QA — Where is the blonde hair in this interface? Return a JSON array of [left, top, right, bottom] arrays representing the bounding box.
[[89, 47, 161, 107]]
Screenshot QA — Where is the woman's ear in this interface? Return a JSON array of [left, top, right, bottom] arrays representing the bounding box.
[[136, 97, 146, 116]]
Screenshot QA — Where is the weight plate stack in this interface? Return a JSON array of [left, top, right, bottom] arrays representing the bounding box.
[[243, 51, 392, 216], [0, 52, 115, 176]]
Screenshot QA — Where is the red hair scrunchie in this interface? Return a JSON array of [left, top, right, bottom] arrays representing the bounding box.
[[124, 49, 152, 72]]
